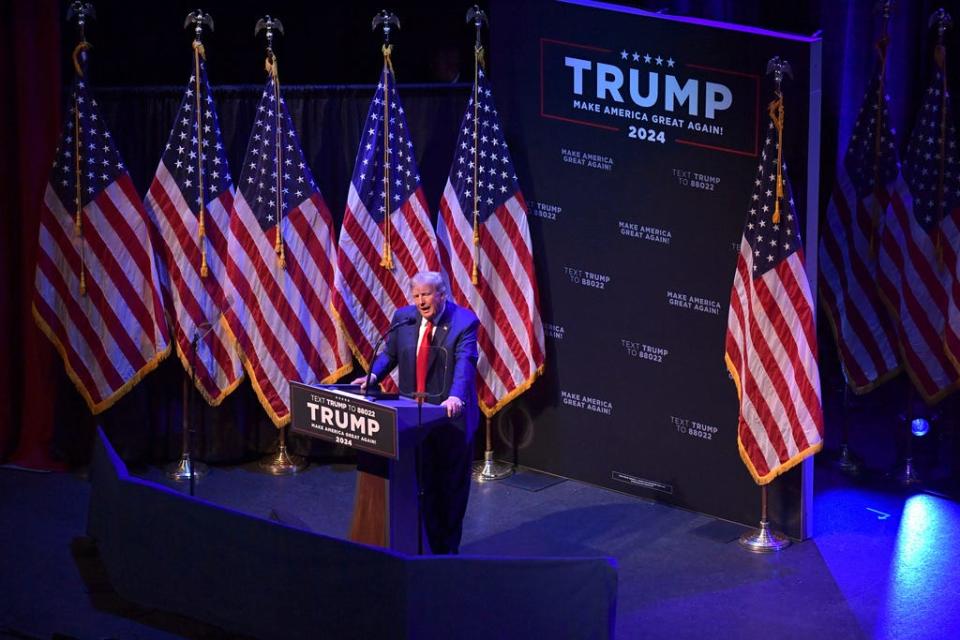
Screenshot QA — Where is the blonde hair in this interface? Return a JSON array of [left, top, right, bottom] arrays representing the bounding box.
[[410, 271, 447, 295]]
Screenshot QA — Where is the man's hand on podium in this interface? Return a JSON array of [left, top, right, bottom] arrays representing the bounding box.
[[351, 373, 377, 392], [441, 395, 464, 418]]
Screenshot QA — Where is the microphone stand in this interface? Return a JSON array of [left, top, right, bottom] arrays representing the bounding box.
[[414, 390, 426, 556], [364, 317, 415, 399]]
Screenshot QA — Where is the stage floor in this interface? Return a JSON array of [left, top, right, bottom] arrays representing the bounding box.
[[1, 457, 959, 639]]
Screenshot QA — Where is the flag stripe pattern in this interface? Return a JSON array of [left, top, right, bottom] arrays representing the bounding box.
[[333, 65, 439, 391], [913, 53, 960, 391], [224, 76, 352, 426], [818, 67, 901, 392], [144, 55, 243, 405], [877, 57, 959, 403], [437, 66, 545, 416], [33, 77, 170, 413], [725, 119, 823, 485]]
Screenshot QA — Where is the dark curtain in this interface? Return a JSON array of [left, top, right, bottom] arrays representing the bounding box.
[[0, 0, 63, 470], [3, 0, 957, 469]]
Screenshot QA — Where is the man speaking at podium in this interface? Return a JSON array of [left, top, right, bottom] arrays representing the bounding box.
[[354, 271, 480, 554]]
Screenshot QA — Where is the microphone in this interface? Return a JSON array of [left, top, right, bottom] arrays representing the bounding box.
[[364, 316, 417, 396]]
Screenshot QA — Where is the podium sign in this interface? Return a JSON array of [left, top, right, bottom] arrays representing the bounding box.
[[289, 382, 399, 459]]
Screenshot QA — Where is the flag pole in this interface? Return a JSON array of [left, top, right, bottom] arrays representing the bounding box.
[[167, 331, 209, 484], [167, 10, 216, 483], [66, 2, 95, 297], [891, 381, 922, 486], [930, 8, 952, 260], [460, 5, 513, 483], [739, 484, 790, 552], [250, 15, 306, 475], [183, 10, 214, 277], [739, 56, 794, 553], [835, 384, 862, 476], [372, 10, 400, 271]]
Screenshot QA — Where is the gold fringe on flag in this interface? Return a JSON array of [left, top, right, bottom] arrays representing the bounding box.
[[193, 40, 209, 277], [767, 91, 785, 224], [379, 44, 395, 270]]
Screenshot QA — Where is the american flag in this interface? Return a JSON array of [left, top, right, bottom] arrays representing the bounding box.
[[437, 66, 544, 416], [333, 64, 440, 391], [144, 53, 243, 405], [725, 111, 823, 485], [224, 75, 352, 426], [877, 50, 959, 404], [33, 76, 171, 413], [818, 63, 901, 392], [938, 57, 960, 371]]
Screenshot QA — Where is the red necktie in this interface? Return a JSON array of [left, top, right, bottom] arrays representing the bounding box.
[[416, 321, 433, 394]]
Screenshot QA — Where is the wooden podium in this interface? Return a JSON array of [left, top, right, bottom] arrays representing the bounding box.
[[348, 398, 447, 553], [289, 383, 447, 554]]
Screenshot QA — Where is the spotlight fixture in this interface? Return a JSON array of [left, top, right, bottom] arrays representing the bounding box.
[[910, 417, 931, 438]]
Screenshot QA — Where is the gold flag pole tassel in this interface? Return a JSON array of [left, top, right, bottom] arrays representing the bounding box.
[[271, 52, 286, 270], [768, 90, 785, 224], [184, 10, 214, 278], [193, 40, 209, 277], [257, 16, 288, 272], [380, 44, 395, 270], [871, 1, 893, 256], [931, 9, 953, 264], [73, 72, 87, 296], [467, 6, 488, 287], [67, 3, 95, 295], [71, 40, 92, 79], [764, 56, 792, 224], [471, 42, 484, 285], [372, 11, 399, 271]]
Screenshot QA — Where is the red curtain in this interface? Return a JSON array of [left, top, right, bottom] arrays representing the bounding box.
[[0, 1, 62, 469]]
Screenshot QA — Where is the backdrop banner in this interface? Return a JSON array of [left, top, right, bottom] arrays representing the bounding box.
[[490, 0, 821, 537]]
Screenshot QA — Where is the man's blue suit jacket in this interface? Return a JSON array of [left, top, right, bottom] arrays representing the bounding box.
[[371, 302, 481, 440]]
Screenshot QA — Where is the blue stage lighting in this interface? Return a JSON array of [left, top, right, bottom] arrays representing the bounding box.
[[910, 418, 930, 437]]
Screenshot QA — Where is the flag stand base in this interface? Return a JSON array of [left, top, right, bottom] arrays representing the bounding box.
[[835, 443, 861, 476], [258, 443, 306, 475], [258, 427, 306, 475], [472, 450, 513, 482], [740, 484, 789, 552], [166, 454, 208, 482], [891, 456, 921, 487], [739, 519, 790, 553]]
